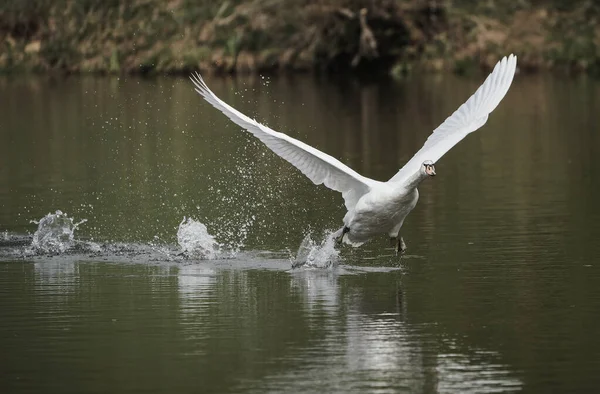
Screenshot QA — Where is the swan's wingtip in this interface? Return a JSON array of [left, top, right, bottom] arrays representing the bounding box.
[[499, 54, 517, 63], [189, 71, 210, 93], [497, 54, 517, 75]]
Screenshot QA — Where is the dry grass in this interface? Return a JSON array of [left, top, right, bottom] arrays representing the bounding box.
[[0, 0, 599, 75]]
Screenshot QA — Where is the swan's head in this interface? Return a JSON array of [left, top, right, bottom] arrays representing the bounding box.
[[422, 160, 436, 177]]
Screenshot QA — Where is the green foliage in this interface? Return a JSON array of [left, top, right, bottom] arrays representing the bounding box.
[[1, 0, 599, 74], [453, 56, 478, 76], [182, 46, 211, 68], [39, 38, 80, 69], [109, 48, 120, 73], [225, 33, 241, 58]]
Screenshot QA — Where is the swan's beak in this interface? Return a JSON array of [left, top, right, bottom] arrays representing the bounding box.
[[426, 165, 436, 176]]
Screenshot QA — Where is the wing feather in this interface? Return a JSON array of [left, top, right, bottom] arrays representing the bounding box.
[[190, 73, 377, 210], [390, 54, 517, 183]]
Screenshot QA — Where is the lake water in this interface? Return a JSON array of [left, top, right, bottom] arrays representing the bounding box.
[[1, 71, 599, 393]]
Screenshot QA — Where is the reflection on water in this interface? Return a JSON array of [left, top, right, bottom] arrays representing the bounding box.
[[279, 270, 522, 394], [0, 261, 521, 393], [1, 72, 600, 392]]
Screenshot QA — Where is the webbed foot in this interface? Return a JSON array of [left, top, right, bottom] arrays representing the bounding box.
[[391, 236, 407, 256], [337, 226, 350, 245]]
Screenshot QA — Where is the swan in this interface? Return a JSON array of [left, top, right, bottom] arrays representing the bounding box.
[[190, 54, 517, 254]]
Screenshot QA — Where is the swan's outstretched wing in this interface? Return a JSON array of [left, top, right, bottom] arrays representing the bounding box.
[[389, 54, 517, 183], [190, 73, 377, 210]]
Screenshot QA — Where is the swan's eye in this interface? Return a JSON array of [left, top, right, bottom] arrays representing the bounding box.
[[424, 164, 436, 176]]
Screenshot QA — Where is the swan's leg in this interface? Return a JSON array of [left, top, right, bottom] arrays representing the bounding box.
[[337, 226, 350, 244], [389, 221, 406, 256], [398, 236, 407, 255], [390, 235, 407, 255]]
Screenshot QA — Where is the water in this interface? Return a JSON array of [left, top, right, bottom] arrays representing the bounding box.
[[1, 72, 600, 392], [177, 217, 220, 259], [293, 231, 339, 268], [30, 210, 88, 254]]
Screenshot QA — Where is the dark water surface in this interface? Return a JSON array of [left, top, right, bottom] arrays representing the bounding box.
[[1, 72, 600, 393]]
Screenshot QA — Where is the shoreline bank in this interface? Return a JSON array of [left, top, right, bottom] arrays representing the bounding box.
[[1, 1, 599, 76]]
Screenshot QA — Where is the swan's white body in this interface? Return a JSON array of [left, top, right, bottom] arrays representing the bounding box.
[[191, 54, 517, 248], [342, 184, 419, 246]]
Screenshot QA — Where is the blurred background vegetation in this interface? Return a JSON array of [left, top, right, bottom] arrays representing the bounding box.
[[1, 0, 599, 75]]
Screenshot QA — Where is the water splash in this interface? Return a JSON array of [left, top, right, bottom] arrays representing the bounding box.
[[177, 217, 219, 259], [3, 211, 340, 266], [292, 231, 339, 269], [30, 211, 87, 254]]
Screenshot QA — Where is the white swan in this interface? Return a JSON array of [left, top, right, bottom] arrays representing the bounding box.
[[190, 54, 517, 254]]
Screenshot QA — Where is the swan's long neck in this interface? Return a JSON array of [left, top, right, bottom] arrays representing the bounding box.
[[401, 170, 427, 191]]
